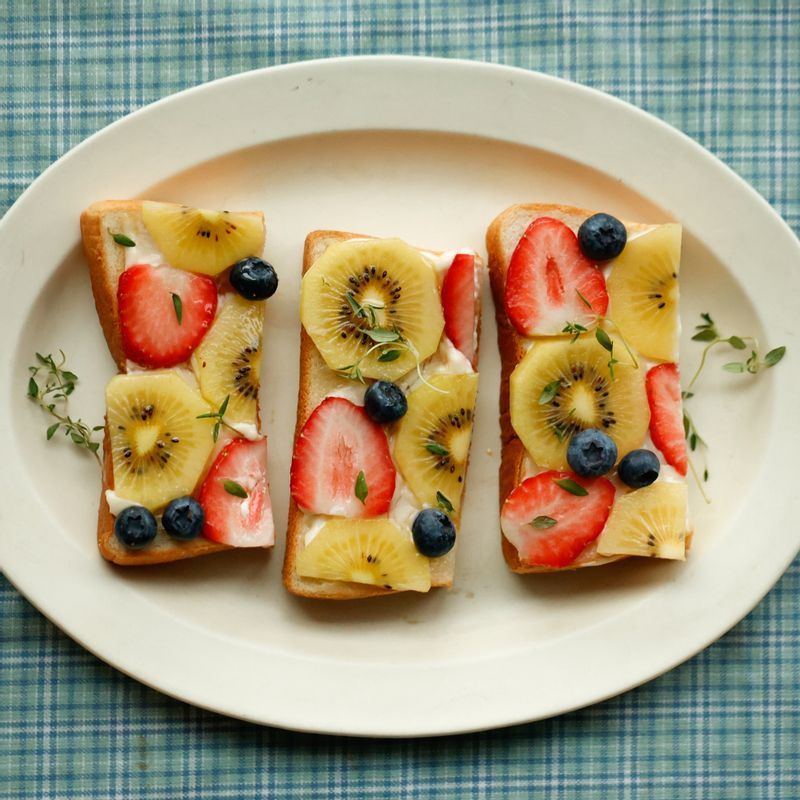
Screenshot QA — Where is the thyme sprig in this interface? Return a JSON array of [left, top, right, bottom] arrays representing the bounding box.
[[683, 312, 786, 500], [568, 289, 639, 379], [561, 321, 588, 343], [27, 351, 103, 464], [196, 394, 240, 442], [335, 294, 446, 393]]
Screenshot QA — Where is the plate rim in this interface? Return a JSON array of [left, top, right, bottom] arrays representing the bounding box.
[[1, 55, 799, 737]]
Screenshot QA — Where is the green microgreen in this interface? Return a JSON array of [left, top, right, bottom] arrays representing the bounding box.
[[345, 291, 384, 327], [27, 351, 103, 464], [530, 515, 557, 529], [425, 442, 449, 457], [565, 290, 638, 378], [223, 480, 248, 499], [538, 379, 562, 405], [110, 230, 135, 247], [337, 284, 451, 394], [575, 289, 593, 310], [436, 491, 454, 514], [552, 424, 570, 443], [196, 394, 238, 442], [364, 327, 400, 344], [171, 292, 183, 325], [355, 470, 368, 504], [552, 477, 589, 497], [562, 321, 588, 343], [595, 327, 613, 352], [336, 339, 446, 394]]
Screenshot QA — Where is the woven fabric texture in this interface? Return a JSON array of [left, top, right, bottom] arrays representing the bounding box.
[[1, 2, 798, 798]]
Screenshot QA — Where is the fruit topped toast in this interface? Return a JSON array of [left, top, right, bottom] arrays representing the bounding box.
[[80, 201, 278, 564], [486, 204, 691, 572], [283, 232, 482, 598]]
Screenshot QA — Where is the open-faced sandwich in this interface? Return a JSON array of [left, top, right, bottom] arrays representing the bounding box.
[[487, 203, 691, 572], [283, 231, 482, 598], [80, 200, 278, 564]]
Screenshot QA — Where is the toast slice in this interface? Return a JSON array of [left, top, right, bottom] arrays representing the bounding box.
[[283, 231, 482, 599], [80, 200, 275, 565], [487, 203, 691, 573]]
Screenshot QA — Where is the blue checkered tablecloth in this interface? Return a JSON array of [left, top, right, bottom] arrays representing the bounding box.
[[1, 2, 798, 797]]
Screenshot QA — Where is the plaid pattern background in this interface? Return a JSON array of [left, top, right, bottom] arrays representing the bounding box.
[[1, 1, 798, 797]]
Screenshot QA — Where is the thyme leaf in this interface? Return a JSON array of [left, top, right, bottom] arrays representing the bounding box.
[[436, 491, 454, 513], [223, 480, 248, 499], [553, 478, 588, 497], [110, 231, 135, 247], [355, 470, 368, 504]]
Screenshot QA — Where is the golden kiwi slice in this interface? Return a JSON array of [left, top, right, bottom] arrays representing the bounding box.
[[510, 336, 648, 469], [596, 482, 688, 560], [193, 295, 263, 425], [296, 519, 431, 592], [142, 201, 265, 276], [300, 238, 444, 381], [393, 373, 478, 516], [106, 371, 215, 510], [606, 224, 682, 362]]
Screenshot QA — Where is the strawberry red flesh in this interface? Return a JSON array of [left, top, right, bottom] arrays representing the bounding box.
[[504, 217, 608, 336], [646, 363, 688, 476], [118, 263, 217, 368], [441, 253, 478, 367], [290, 397, 396, 518], [199, 437, 274, 547], [501, 470, 615, 567]]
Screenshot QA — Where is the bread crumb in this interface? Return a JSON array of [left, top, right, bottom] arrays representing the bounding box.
[[485, 448, 493, 456]]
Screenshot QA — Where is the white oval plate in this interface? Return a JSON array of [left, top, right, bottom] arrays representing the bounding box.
[[1, 57, 798, 737]]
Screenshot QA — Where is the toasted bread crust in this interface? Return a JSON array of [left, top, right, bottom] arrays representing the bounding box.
[[80, 201, 142, 371], [81, 201, 269, 565], [486, 203, 640, 573], [282, 231, 481, 599]]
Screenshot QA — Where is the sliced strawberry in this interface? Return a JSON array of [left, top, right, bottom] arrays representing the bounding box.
[[441, 253, 478, 367], [118, 263, 217, 368], [504, 217, 608, 336], [290, 397, 395, 518], [646, 363, 688, 476], [501, 470, 615, 567], [199, 437, 274, 547]]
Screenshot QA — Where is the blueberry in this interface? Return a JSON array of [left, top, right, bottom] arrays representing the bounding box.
[[577, 213, 627, 261], [412, 508, 456, 557], [567, 428, 618, 477], [364, 381, 408, 423], [114, 506, 157, 549], [618, 449, 661, 488], [162, 496, 205, 540], [229, 256, 278, 300]]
